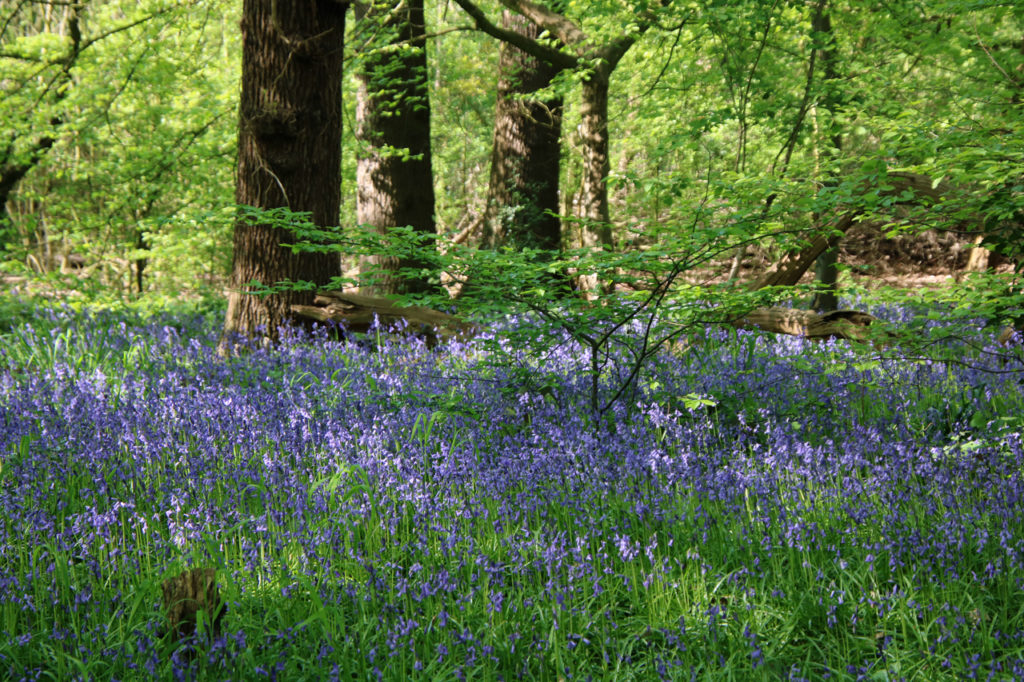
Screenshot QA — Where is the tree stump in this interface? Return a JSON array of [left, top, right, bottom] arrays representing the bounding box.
[[964, 234, 990, 272], [161, 567, 225, 642]]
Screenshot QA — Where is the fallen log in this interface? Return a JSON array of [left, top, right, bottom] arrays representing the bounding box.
[[734, 307, 889, 342], [735, 172, 952, 343], [291, 290, 478, 346]]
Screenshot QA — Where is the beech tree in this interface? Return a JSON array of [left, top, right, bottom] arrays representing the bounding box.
[[479, 8, 563, 252], [353, 0, 437, 296], [223, 0, 348, 341], [451, 0, 678, 263]]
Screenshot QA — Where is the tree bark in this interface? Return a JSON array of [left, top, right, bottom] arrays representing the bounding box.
[[736, 307, 886, 342], [812, 248, 840, 310], [451, 0, 648, 273], [223, 0, 348, 342], [577, 71, 614, 249], [568, 69, 618, 295], [161, 567, 224, 645], [481, 9, 563, 252], [810, 3, 842, 312], [355, 0, 437, 296], [291, 290, 478, 345]]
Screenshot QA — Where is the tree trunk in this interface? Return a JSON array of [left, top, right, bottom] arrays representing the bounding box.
[[810, 3, 842, 312], [161, 567, 224, 645], [223, 0, 347, 342], [481, 9, 563, 252], [355, 0, 437, 296], [571, 69, 617, 294], [448, 1, 641, 295], [578, 72, 615, 247], [134, 227, 147, 295], [812, 248, 840, 310]]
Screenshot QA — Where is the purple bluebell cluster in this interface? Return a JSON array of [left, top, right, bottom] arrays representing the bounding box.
[[0, 306, 1022, 680]]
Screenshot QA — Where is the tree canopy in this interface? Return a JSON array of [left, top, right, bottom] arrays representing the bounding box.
[[0, 0, 1020, 325]]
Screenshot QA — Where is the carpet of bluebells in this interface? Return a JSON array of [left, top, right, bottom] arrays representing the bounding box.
[[1, 303, 1023, 681]]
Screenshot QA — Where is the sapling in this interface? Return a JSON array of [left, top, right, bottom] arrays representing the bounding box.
[[253, 203, 798, 433]]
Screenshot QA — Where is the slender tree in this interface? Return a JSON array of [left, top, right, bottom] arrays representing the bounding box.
[[354, 0, 437, 296], [451, 0, 675, 264], [810, 2, 842, 312], [223, 0, 348, 341]]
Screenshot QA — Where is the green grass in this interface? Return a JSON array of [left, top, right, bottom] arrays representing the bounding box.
[[1, 299, 1023, 680]]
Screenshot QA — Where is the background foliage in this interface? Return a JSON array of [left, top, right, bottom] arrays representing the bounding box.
[[1, 0, 1021, 309]]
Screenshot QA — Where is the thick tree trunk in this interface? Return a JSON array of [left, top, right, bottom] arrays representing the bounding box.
[[448, 0, 641, 295], [355, 0, 436, 296], [223, 0, 347, 342], [481, 9, 563, 252], [578, 72, 615, 250]]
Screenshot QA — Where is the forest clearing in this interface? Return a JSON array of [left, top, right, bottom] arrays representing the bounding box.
[[2, 0, 1023, 679]]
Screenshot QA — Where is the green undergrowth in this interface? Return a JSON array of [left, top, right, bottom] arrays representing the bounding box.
[[1, 296, 1023, 680]]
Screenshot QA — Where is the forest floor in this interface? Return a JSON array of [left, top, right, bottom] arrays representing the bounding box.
[[2, 300, 1021, 680]]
